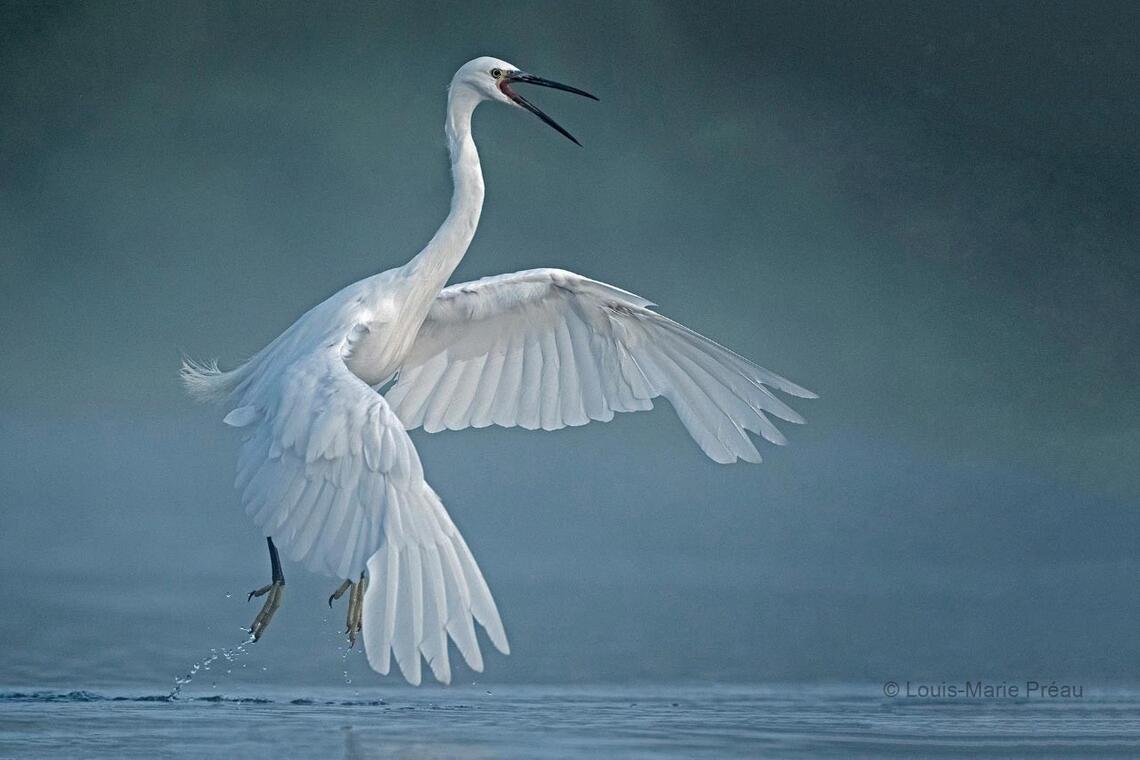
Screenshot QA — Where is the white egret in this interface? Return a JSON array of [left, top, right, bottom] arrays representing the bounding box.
[[183, 56, 815, 686]]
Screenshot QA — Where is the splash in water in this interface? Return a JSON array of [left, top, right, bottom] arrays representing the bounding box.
[[169, 631, 256, 700]]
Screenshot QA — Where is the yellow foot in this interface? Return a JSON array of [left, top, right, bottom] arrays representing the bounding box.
[[247, 579, 284, 642], [329, 573, 367, 647]]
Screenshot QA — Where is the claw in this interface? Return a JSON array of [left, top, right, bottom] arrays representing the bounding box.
[[248, 584, 273, 602], [328, 579, 352, 608]]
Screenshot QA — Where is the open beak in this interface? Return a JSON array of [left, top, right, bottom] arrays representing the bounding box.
[[500, 71, 598, 146]]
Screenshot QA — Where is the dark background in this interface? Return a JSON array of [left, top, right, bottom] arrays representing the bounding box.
[[1, 0, 1137, 687]]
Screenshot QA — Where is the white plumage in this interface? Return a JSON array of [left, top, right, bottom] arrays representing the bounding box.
[[387, 269, 815, 462], [184, 57, 813, 686]]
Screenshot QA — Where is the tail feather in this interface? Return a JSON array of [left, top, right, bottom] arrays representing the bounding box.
[[180, 355, 246, 403]]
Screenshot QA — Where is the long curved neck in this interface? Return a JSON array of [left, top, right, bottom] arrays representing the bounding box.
[[403, 86, 485, 294]]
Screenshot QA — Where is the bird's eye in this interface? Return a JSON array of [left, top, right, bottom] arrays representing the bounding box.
[[490, 68, 503, 79]]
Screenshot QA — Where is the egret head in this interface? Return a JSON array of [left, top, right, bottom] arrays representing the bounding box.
[[452, 56, 598, 146]]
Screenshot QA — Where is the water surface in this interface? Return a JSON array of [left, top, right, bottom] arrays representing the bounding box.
[[3, 683, 1138, 758]]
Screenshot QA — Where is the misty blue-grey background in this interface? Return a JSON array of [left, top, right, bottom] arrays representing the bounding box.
[[1, 0, 1138, 690]]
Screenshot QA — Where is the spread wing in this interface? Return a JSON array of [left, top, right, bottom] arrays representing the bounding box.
[[208, 345, 508, 684], [385, 268, 816, 464]]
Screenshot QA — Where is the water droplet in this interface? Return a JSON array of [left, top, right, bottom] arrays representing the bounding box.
[[167, 634, 260, 699]]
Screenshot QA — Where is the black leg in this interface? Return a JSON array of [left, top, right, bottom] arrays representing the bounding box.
[[248, 536, 286, 641], [267, 536, 284, 585]]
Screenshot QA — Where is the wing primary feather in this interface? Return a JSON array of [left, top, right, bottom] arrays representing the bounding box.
[[438, 536, 483, 671], [363, 547, 392, 675], [537, 328, 563, 430], [449, 532, 509, 655], [565, 305, 611, 421], [392, 546, 422, 685], [443, 353, 487, 430], [420, 542, 452, 684], [421, 358, 466, 434], [656, 340, 764, 463], [516, 331, 543, 429], [468, 334, 507, 428], [553, 314, 589, 426]]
